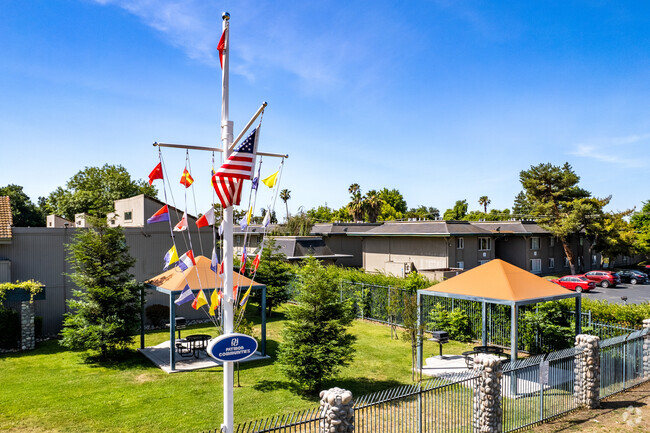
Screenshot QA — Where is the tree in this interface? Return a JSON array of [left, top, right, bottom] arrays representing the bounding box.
[[248, 238, 293, 316], [277, 257, 356, 392], [60, 217, 141, 358], [512, 191, 534, 217], [280, 189, 291, 222], [46, 164, 157, 220], [306, 205, 334, 222], [592, 210, 636, 265], [631, 201, 650, 255], [378, 188, 407, 213], [406, 205, 440, 220], [0, 184, 45, 227], [443, 200, 468, 220], [478, 196, 491, 213], [519, 162, 608, 274], [364, 189, 382, 223], [347, 183, 364, 222]]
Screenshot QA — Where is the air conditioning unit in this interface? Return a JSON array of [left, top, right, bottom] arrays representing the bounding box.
[[405, 262, 415, 274]]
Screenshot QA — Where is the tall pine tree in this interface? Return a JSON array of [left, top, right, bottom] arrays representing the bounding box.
[[277, 257, 356, 392], [61, 217, 141, 358]]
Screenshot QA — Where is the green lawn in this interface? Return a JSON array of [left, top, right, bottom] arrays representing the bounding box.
[[0, 308, 473, 433]]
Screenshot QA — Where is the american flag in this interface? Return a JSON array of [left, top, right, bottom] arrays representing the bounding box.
[[215, 127, 259, 180], [212, 174, 243, 208]]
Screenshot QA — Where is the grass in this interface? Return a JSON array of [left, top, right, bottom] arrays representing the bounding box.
[[0, 306, 473, 433]]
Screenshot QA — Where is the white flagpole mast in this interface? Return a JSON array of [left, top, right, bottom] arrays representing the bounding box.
[[220, 11, 235, 433]]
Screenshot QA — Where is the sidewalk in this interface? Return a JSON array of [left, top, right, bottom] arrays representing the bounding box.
[[532, 380, 650, 432]]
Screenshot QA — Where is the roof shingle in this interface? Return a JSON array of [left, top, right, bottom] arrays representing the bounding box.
[[0, 196, 12, 239]]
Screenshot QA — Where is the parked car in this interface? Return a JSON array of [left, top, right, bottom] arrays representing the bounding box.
[[580, 271, 621, 288], [616, 270, 648, 285], [551, 276, 596, 292]]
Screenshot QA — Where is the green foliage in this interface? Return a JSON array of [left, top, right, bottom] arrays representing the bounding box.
[[378, 188, 407, 213], [520, 302, 573, 354], [46, 164, 157, 220], [0, 184, 45, 227], [306, 205, 335, 222], [426, 303, 473, 342], [271, 210, 314, 236], [0, 306, 20, 348], [566, 298, 650, 328], [280, 189, 291, 221], [247, 238, 293, 316], [478, 195, 491, 213], [61, 217, 141, 358], [463, 209, 511, 221], [592, 210, 637, 262], [631, 200, 650, 254], [443, 200, 468, 220], [512, 191, 534, 216], [405, 205, 440, 220], [401, 292, 422, 380], [0, 279, 44, 303], [277, 257, 356, 392], [145, 304, 169, 328]]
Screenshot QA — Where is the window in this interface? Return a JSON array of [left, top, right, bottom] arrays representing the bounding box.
[[592, 255, 597, 266], [564, 257, 570, 268], [456, 261, 464, 270], [479, 260, 490, 265], [550, 237, 555, 247], [579, 237, 584, 246], [578, 257, 582, 267], [548, 258, 555, 269], [124, 211, 133, 221], [531, 259, 542, 274], [478, 237, 491, 251], [531, 237, 540, 250], [456, 237, 464, 249]]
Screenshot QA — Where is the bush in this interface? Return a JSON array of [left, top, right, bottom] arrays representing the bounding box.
[[145, 304, 169, 328], [427, 303, 473, 342], [0, 306, 20, 349], [520, 302, 573, 354]]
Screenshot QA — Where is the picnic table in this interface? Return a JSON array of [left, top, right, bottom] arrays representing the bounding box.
[[176, 334, 211, 359]]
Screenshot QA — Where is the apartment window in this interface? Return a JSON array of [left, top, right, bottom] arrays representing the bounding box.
[[548, 258, 555, 269], [456, 261, 464, 270], [456, 237, 464, 249], [531, 237, 540, 250], [592, 255, 597, 266], [479, 260, 490, 265], [478, 237, 491, 251], [564, 257, 570, 268], [124, 211, 133, 221], [579, 237, 584, 246], [531, 259, 542, 274], [550, 237, 555, 247], [578, 257, 582, 267]]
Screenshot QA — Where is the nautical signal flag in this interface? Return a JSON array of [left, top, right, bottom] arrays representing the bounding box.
[[164, 245, 179, 270], [175, 284, 195, 306], [213, 174, 243, 208], [233, 285, 239, 300], [239, 285, 252, 307], [218, 262, 225, 275], [180, 167, 194, 188], [240, 207, 252, 230], [196, 207, 215, 228], [209, 289, 221, 316], [147, 205, 170, 224], [262, 211, 271, 228], [217, 29, 227, 69], [210, 247, 218, 273], [174, 212, 188, 231], [148, 162, 163, 185], [262, 170, 279, 188], [252, 253, 261, 272], [178, 250, 196, 271], [239, 247, 247, 273], [192, 289, 208, 310], [215, 127, 259, 180]]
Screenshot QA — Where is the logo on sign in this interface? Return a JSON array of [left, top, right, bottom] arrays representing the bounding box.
[[207, 333, 258, 363]]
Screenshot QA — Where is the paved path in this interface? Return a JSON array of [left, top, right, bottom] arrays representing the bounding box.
[[581, 283, 650, 305]]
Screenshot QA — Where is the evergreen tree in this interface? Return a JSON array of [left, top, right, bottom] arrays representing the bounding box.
[[248, 238, 293, 316], [277, 257, 356, 392], [0, 184, 45, 227], [61, 217, 141, 358]]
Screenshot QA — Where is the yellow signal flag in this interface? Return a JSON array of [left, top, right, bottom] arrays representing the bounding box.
[[246, 207, 252, 225], [209, 289, 221, 316], [261, 170, 279, 188], [192, 289, 208, 310]]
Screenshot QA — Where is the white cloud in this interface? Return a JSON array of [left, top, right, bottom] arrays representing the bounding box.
[[569, 133, 650, 167]]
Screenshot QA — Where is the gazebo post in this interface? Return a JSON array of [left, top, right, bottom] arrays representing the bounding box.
[[261, 286, 267, 356], [169, 293, 176, 372], [481, 301, 487, 346], [416, 291, 423, 371], [575, 294, 582, 335], [140, 285, 145, 349], [511, 303, 518, 396]]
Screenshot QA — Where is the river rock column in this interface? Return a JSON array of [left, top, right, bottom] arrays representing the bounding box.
[[574, 334, 600, 408], [643, 319, 650, 378], [472, 354, 503, 433], [319, 387, 354, 433], [20, 300, 35, 350]]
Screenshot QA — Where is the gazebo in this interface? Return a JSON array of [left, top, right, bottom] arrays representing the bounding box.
[[143, 255, 267, 371], [417, 259, 581, 369]]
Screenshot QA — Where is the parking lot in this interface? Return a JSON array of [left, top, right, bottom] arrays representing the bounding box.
[[581, 282, 649, 304]]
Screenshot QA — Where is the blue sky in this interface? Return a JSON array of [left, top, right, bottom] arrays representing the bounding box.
[[2, 1, 650, 220]]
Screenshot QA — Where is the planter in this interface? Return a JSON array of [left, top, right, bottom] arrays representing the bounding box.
[[5, 287, 46, 302]]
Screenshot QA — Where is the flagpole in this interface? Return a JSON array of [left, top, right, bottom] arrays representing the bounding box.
[[221, 11, 235, 433]]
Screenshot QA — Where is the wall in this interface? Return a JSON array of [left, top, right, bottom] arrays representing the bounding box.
[[363, 237, 448, 274], [322, 234, 363, 267]]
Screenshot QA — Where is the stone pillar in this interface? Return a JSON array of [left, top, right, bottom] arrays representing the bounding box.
[[642, 319, 650, 378], [20, 300, 35, 350], [319, 387, 354, 433], [574, 334, 600, 408], [473, 354, 503, 433]]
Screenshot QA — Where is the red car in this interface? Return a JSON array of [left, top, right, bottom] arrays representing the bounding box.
[[580, 271, 620, 288], [551, 276, 596, 292]]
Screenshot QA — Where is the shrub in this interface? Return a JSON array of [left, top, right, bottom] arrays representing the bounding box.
[[427, 303, 473, 342], [0, 306, 20, 349], [145, 304, 169, 328]]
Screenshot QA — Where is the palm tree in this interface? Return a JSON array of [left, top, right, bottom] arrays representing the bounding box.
[[280, 189, 291, 222], [479, 196, 491, 213], [347, 183, 364, 222], [364, 190, 382, 223]]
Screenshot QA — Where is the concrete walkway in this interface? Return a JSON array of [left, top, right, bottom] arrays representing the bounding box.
[[138, 340, 270, 373]]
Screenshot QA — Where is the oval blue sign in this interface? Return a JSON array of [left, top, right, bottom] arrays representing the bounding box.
[[207, 333, 258, 362]]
